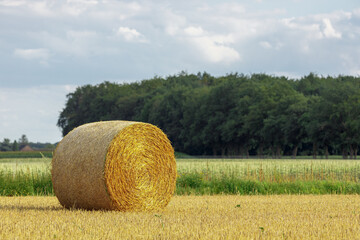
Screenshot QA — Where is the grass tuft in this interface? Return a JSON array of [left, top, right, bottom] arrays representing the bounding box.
[[0, 168, 53, 196]]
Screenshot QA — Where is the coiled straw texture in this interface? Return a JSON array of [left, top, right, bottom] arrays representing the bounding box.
[[51, 121, 176, 211]]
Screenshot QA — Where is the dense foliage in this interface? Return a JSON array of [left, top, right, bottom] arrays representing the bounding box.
[[57, 72, 360, 158]]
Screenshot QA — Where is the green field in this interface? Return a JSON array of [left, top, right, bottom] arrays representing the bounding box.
[[1, 157, 360, 196], [0, 151, 53, 159]]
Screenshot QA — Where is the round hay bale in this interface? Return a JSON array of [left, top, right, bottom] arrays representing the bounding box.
[[51, 120, 177, 211]]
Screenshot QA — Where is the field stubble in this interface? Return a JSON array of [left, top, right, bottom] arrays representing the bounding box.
[[0, 195, 359, 239]]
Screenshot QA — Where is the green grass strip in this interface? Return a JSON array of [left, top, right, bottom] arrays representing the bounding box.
[[0, 169, 53, 196], [0, 151, 53, 159], [175, 172, 360, 195], [1, 169, 359, 196]]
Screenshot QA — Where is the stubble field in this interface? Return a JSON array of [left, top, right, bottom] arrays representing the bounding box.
[[1, 157, 360, 239], [0, 195, 359, 239]]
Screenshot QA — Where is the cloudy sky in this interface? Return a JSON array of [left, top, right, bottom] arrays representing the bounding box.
[[1, 0, 360, 143]]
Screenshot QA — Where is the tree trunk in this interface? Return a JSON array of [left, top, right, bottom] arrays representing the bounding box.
[[313, 142, 317, 159], [270, 146, 275, 159], [258, 143, 264, 158], [276, 145, 282, 159], [325, 145, 329, 159], [242, 145, 249, 159], [221, 147, 226, 157], [354, 146, 358, 159], [349, 145, 354, 159], [235, 145, 241, 156], [342, 147, 348, 159], [212, 147, 217, 156], [292, 145, 298, 159], [227, 144, 237, 156]]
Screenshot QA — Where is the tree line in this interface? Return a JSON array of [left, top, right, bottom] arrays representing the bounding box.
[[0, 134, 55, 151], [57, 72, 360, 159], [0, 135, 29, 151]]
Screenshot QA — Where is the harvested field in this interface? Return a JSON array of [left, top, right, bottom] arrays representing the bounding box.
[[0, 195, 359, 239]]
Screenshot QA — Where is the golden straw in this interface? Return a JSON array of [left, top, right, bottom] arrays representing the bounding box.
[[51, 121, 176, 211]]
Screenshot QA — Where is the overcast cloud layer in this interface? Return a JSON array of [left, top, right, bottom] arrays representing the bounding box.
[[1, 0, 360, 143]]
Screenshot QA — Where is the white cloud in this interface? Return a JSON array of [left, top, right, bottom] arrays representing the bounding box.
[[281, 17, 323, 40], [184, 26, 204, 37], [31, 30, 117, 57], [13, 48, 50, 65], [116, 27, 147, 43], [61, 0, 98, 16], [260, 40, 283, 50], [28, 1, 53, 16], [353, 8, 360, 18], [0, 0, 25, 7], [322, 18, 341, 39], [14, 48, 49, 60], [216, 2, 245, 14], [282, 14, 343, 42], [194, 37, 240, 63], [260, 41, 272, 49], [1, 0, 359, 85], [182, 26, 240, 63], [340, 53, 360, 76], [63, 84, 77, 92], [162, 9, 187, 36], [279, 12, 347, 56]]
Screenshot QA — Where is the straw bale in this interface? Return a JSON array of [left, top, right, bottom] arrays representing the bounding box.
[[51, 120, 176, 211]]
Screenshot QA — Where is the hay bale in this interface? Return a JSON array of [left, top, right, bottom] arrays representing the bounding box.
[[51, 120, 177, 211]]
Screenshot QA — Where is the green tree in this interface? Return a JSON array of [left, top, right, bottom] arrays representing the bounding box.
[[327, 76, 360, 159], [56, 72, 360, 157], [12, 140, 19, 151], [57, 82, 147, 136], [282, 93, 309, 158], [1, 138, 12, 151], [180, 87, 210, 155], [139, 87, 188, 151], [57, 84, 96, 136], [216, 74, 253, 156], [18, 134, 29, 150], [244, 74, 290, 157], [261, 78, 299, 158], [296, 73, 323, 96]]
